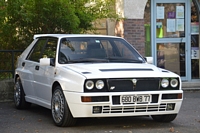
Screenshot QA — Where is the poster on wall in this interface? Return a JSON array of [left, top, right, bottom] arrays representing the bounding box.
[[191, 47, 199, 59], [168, 12, 176, 19], [191, 22, 199, 34], [157, 6, 164, 19], [176, 19, 184, 31], [176, 6, 184, 18], [167, 19, 175, 32]]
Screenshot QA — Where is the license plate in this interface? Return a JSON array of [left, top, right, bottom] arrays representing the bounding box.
[[120, 95, 151, 104]]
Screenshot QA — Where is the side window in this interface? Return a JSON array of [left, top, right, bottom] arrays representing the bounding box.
[[27, 38, 58, 62], [42, 38, 57, 58], [27, 39, 47, 62]]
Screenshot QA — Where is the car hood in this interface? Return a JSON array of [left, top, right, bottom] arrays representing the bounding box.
[[61, 63, 179, 79]]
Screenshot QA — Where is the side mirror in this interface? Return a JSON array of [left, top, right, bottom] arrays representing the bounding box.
[[40, 58, 55, 66], [40, 58, 50, 66], [145, 57, 153, 64]]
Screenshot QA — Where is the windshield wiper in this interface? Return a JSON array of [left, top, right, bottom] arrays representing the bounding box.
[[67, 58, 109, 63], [106, 57, 143, 63], [67, 57, 143, 63]]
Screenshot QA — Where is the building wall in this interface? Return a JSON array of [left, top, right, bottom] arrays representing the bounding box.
[[115, 0, 148, 56], [124, 0, 147, 19], [124, 19, 145, 55]]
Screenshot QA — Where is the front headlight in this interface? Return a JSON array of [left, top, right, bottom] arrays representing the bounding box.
[[161, 78, 169, 88], [85, 80, 94, 90], [170, 79, 178, 88], [96, 80, 104, 89]]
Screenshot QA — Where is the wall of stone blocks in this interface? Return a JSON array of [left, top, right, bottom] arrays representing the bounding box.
[[0, 79, 14, 102]]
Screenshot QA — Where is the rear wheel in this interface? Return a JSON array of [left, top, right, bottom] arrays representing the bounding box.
[[151, 114, 177, 122], [51, 86, 76, 127], [14, 77, 31, 109]]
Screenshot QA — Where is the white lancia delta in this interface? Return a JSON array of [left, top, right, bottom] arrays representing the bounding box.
[[14, 34, 183, 127]]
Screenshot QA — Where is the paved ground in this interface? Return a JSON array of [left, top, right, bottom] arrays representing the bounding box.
[[0, 91, 200, 133]]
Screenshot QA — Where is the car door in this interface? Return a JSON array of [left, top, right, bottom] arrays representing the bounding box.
[[18, 40, 38, 101], [33, 38, 58, 107], [22, 38, 47, 102]]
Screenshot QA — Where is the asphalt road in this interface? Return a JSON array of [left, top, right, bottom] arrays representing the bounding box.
[[0, 91, 200, 133]]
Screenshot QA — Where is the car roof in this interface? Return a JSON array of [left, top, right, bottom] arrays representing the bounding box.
[[33, 34, 121, 39]]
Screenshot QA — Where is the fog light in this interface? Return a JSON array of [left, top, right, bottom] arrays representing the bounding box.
[[93, 106, 102, 114], [166, 103, 175, 111]]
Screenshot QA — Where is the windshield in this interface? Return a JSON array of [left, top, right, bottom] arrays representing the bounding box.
[[58, 37, 145, 64]]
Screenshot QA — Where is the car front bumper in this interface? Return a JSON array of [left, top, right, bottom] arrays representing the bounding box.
[[63, 90, 183, 118]]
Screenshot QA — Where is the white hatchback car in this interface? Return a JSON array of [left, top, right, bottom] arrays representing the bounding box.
[[14, 34, 183, 127]]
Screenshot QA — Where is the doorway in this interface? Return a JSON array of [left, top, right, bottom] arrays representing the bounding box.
[[151, 0, 191, 81], [191, 1, 200, 79]]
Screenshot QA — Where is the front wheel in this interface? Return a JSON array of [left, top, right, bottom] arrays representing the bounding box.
[[51, 86, 76, 127], [151, 114, 177, 122]]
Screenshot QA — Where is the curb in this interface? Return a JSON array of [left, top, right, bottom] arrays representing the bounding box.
[[182, 88, 200, 91]]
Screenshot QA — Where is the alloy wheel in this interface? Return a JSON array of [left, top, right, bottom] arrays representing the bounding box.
[[14, 81, 21, 106], [52, 90, 65, 123]]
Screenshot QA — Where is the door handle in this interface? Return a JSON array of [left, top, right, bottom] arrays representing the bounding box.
[[22, 62, 25, 67], [35, 65, 39, 70]]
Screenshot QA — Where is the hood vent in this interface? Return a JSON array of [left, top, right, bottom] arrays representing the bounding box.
[[162, 70, 169, 73], [82, 72, 91, 74], [99, 68, 153, 72]]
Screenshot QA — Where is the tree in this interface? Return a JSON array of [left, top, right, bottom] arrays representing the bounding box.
[[0, 0, 118, 50]]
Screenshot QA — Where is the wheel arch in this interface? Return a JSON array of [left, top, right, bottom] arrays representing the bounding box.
[[52, 81, 61, 94], [51, 81, 73, 113], [14, 74, 20, 82]]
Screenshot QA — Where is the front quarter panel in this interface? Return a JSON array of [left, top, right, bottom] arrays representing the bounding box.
[[54, 66, 86, 92]]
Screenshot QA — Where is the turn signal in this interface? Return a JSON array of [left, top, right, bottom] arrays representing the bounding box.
[[81, 96, 92, 102], [177, 93, 183, 99]]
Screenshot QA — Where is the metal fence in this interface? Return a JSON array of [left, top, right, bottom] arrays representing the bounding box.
[[0, 50, 23, 80]]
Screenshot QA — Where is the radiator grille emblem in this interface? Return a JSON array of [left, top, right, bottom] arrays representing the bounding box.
[[132, 79, 137, 85]]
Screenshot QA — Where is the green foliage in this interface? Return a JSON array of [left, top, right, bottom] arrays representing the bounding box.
[[0, 0, 118, 50]]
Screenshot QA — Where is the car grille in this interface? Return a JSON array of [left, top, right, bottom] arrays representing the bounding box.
[[107, 78, 160, 92], [101, 103, 170, 113]]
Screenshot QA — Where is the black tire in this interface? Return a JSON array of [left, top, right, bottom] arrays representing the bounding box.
[[51, 86, 77, 127], [151, 114, 177, 122], [14, 77, 31, 109]]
